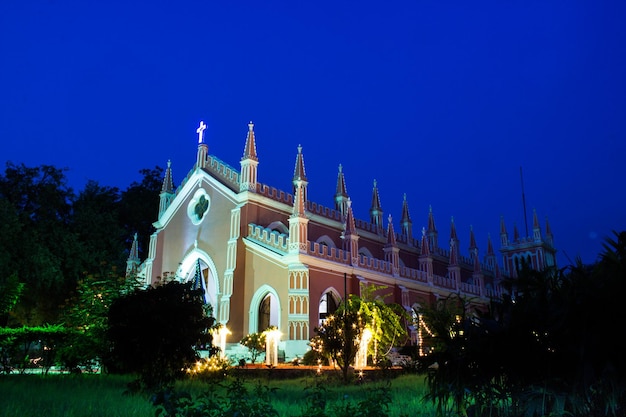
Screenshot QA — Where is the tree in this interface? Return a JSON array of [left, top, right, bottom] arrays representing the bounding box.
[[106, 281, 215, 390], [240, 330, 269, 364], [0, 163, 78, 325], [312, 283, 408, 383], [118, 166, 163, 261]]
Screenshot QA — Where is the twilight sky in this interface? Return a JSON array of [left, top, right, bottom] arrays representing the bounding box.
[[1, 1, 625, 267]]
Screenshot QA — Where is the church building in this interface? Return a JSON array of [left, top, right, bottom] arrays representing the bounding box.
[[127, 120, 557, 360]]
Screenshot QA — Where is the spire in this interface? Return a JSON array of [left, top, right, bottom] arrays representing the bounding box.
[[468, 225, 478, 260], [485, 233, 496, 270], [161, 160, 174, 193], [342, 198, 360, 265], [513, 223, 520, 242], [334, 164, 349, 217], [532, 208, 542, 241], [242, 121, 258, 161], [450, 216, 459, 244], [288, 145, 309, 254], [419, 227, 433, 282], [400, 193, 413, 240], [126, 233, 141, 277], [369, 179, 383, 233], [427, 205, 438, 250], [292, 144, 307, 183], [159, 160, 175, 217], [240, 121, 259, 192], [386, 214, 397, 246], [420, 227, 430, 256], [486, 233, 495, 257], [449, 237, 459, 266], [343, 198, 357, 237], [196, 120, 208, 169], [291, 145, 308, 217], [500, 216, 509, 246], [384, 214, 399, 275]]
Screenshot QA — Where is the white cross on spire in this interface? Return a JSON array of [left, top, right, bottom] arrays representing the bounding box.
[[197, 121, 207, 144]]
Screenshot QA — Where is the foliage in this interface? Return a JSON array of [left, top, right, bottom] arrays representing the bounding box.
[[152, 378, 279, 417], [239, 327, 276, 364], [0, 324, 69, 374], [299, 377, 392, 417], [418, 230, 626, 417], [312, 283, 408, 383], [312, 300, 362, 383], [185, 355, 231, 383], [59, 267, 140, 371], [106, 281, 216, 390]]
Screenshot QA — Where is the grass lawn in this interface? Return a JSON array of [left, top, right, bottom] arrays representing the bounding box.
[[0, 371, 434, 417]]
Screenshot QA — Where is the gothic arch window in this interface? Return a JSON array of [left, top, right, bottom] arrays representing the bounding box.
[[318, 288, 341, 325], [266, 221, 288, 234], [315, 235, 336, 249], [249, 285, 280, 334]]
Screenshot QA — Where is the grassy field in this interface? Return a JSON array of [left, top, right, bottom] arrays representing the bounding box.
[[0, 371, 434, 417]]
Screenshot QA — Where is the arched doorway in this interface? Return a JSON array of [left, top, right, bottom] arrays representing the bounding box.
[[250, 286, 280, 334], [318, 288, 341, 326]]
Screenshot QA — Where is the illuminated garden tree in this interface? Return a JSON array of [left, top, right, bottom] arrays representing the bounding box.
[[312, 284, 408, 382]]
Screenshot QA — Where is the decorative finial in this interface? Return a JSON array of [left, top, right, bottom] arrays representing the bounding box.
[[338, 164, 343, 173], [248, 121, 254, 131], [297, 144, 302, 153], [373, 179, 377, 188], [422, 227, 426, 236], [197, 121, 207, 143], [347, 197, 352, 208], [167, 159, 171, 168], [388, 214, 392, 223]]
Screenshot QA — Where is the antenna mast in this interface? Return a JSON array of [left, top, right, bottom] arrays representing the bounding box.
[[520, 166, 529, 238]]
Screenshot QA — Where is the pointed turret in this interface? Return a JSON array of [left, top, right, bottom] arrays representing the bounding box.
[[334, 164, 349, 218], [468, 225, 478, 261], [126, 233, 141, 277], [500, 216, 509, 247], [485, 233, 496, 270], [420, 227, 430, 256], [240, 121, 259, 192], [196, 121, 208, 169], [369, 179, 383, 233], [513, 223, 520, 242], [384, 214, 400, 275], [343, 198, 360, 266], [448, 237, 461, 287], [289, 145, 309, 253], [450, 216, 459, 249], [532, 208, 542, 241], [400, 194, 413, 240], [427, 205, 439, 250], [159, 160, 175, 217], [293, 144, 308, 183], [419, 227, 433, 282]]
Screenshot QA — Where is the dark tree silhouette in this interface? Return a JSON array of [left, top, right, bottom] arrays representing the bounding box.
[[106, 281, 215, 390]]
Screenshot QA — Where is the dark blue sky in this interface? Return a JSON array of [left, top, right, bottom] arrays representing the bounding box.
[[1, 1, 625, 266]]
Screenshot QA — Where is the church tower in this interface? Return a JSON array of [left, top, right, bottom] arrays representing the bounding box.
[[289, 145, 309, 253], [500, 209, 557, 278]]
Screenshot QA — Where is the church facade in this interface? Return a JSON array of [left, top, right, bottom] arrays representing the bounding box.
[[127, 121, 557, 360]]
